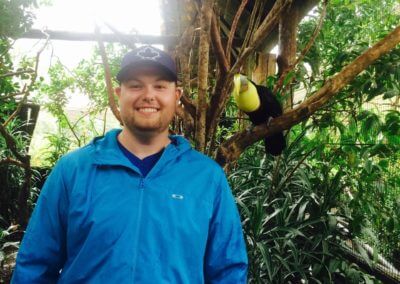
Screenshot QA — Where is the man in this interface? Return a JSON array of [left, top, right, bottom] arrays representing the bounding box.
[[12, 45, 248, 283]]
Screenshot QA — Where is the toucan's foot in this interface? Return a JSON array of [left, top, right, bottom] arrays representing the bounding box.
[[266, 117, 273, 127]]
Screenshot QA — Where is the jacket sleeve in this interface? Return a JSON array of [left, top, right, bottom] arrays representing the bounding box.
[[11, 160, 69, 283], [204, 170, 248, 283]]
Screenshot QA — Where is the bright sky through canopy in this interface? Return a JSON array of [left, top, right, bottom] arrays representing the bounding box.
[[14, 0, 163, 70], [33, 0, 162, 34]]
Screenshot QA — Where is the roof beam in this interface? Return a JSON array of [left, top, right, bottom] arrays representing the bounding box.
[[18, 29, 178, 45]]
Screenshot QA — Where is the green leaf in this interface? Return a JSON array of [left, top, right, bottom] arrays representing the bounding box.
[[383, 89, 399, 99], [364, 159, 373, 174], [296, 201, 308, 222]]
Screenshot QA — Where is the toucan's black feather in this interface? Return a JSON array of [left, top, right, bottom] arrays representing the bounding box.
[[245, 83, 286, 156]]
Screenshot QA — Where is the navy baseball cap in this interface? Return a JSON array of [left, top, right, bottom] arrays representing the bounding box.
[[116, 45, 178, 82]]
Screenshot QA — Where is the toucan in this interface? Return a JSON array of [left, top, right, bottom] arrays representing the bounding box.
[[231, 74, 286, 156]]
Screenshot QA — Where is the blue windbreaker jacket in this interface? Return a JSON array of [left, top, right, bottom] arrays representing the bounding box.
[[12, 129, 248, 283]]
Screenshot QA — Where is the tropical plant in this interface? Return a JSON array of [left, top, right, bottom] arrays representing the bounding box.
[[230, 126, 377, 283], [0, 0, 41, 281], [296, 0, 400, 263], [33, 44, 127, 167]]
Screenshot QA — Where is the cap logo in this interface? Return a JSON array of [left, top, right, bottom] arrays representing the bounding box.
[[117, 46, 177, 82], [136, 46, 161, 61]]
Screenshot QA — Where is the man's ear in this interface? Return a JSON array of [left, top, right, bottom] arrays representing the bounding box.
[[115, 86, 121, 98], [175, 87, 183, 103]]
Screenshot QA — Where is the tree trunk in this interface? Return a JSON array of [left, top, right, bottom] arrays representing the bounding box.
[[252, 52, 276, 85], [278, 2, 299, 110], [195, 0, 214, 151]]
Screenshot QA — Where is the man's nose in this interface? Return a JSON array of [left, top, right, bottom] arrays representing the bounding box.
[[142, 86, 155, 101]]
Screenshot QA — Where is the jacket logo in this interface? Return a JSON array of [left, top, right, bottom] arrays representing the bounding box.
[[171, 194, 184, 200]]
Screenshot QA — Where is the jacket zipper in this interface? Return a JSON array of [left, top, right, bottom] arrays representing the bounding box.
[[132, 176, 145, 279]]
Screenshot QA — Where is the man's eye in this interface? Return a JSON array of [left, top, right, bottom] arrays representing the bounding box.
[[155, 85, 167, 89], [129, 84, 141, 89]]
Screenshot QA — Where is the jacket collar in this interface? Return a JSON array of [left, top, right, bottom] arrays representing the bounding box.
[[91, 129, 191, 175]]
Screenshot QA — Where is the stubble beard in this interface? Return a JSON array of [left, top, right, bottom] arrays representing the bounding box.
[[122, 111, 171, 138]]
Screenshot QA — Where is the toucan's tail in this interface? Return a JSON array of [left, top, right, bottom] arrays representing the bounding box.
[[264, 132, 286, 156]]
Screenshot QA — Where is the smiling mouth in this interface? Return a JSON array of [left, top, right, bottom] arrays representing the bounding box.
[[136, 107, 159, 113]]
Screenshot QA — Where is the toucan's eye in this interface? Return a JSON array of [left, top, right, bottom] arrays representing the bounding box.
[[239, 76, 247, 85], [239, 75, 248, 92]]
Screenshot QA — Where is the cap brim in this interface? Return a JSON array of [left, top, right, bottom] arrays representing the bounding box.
[[116, 61, 177, 82]]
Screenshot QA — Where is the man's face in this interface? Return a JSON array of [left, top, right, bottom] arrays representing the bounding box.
[[115, 65, 181, 137]]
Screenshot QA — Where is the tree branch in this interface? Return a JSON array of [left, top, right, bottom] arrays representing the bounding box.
[[240, 0, 263, 55], [2, 84, 28, 127], [0, 157, 30, 169], [0, 92, 27, 100], [274, 0, 328, 94], [102, 108, 107, 136], [3, 34, 49, 127], [176, 104, 194, 134], [207, 0, 293, 148], [180, 94, 196, 118], [176, 22, 197, 126], [61, 111, 81, 146], [240, 0, 320, 58], [232, 0, 293, 72], [0, 123, 27, 163], [216, 24, 400, 167], [211, 11, 229, 74], [0, 69, 34, 79], [95, 26, 122, 125], [226, 0, 249, 65]]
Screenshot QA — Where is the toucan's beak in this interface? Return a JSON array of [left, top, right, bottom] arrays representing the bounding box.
[[233, 74, 248, 96]]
